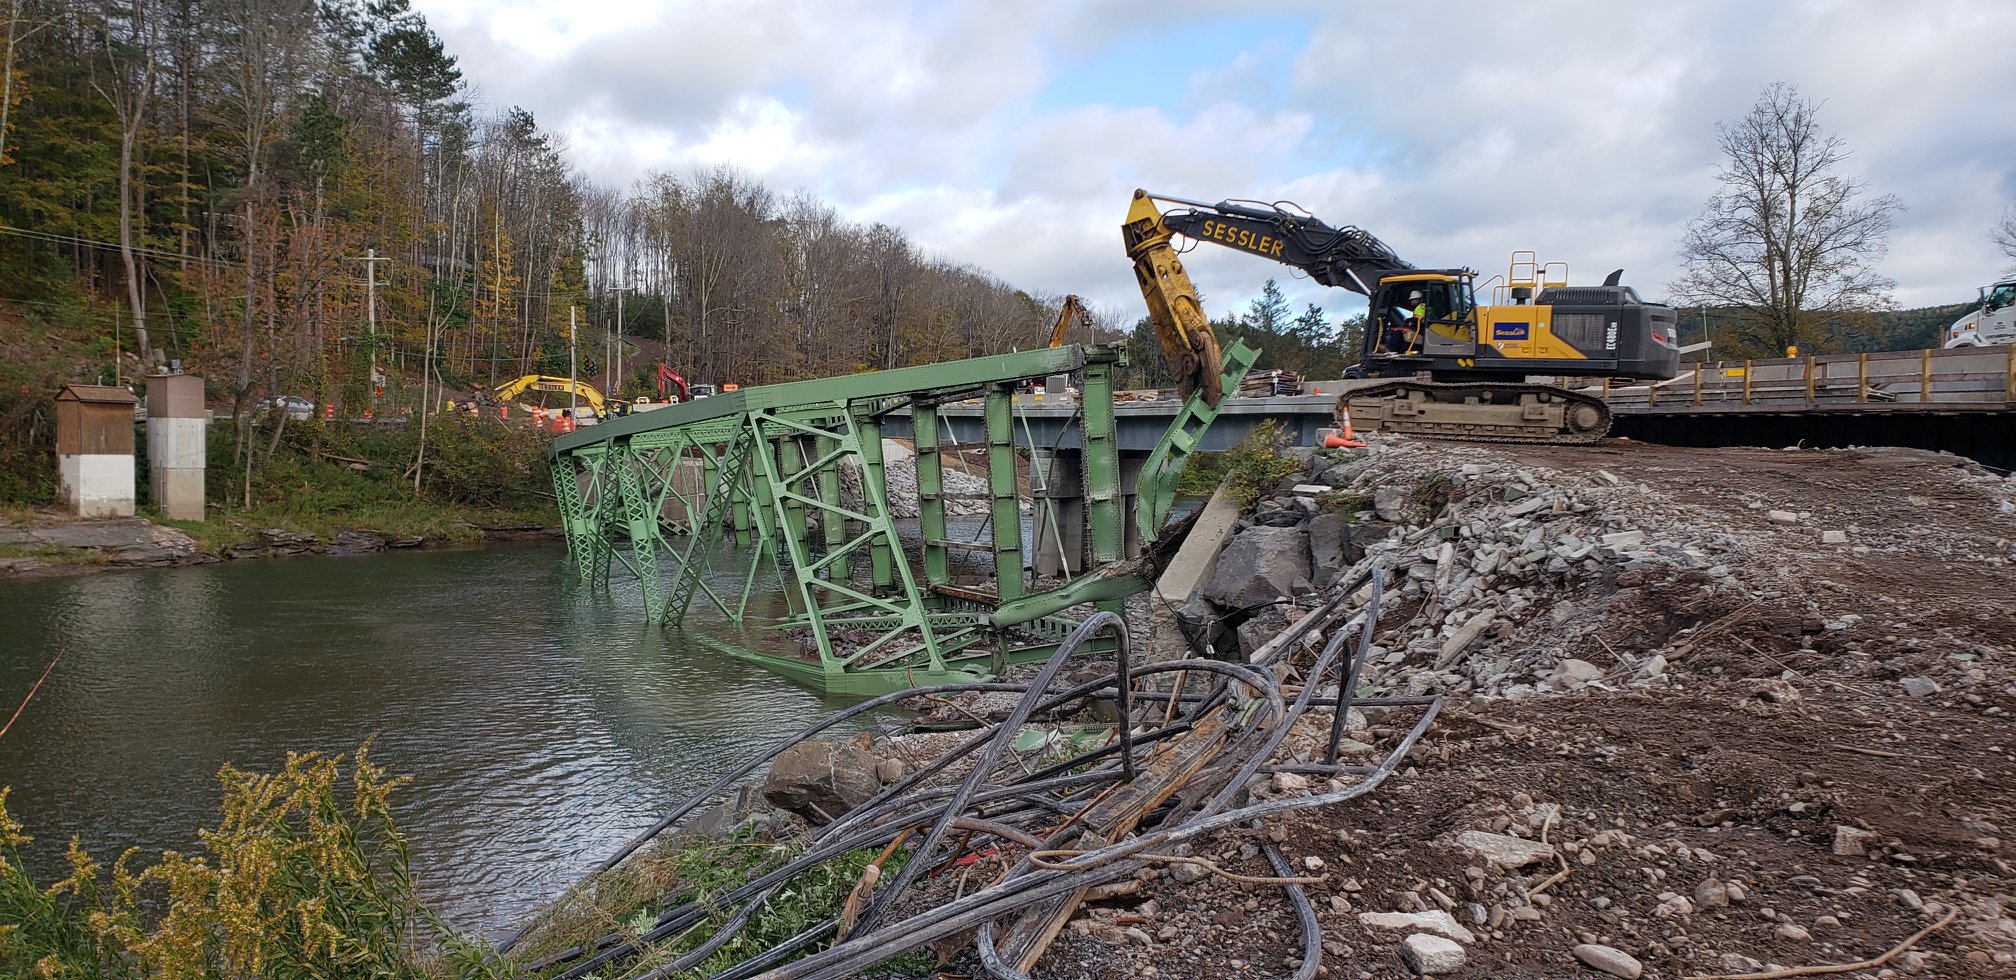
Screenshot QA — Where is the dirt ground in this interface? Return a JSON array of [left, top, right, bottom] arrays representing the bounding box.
[[1032, 440, 2016, 979]]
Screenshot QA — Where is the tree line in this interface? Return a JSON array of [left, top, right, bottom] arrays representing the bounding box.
[[0, 0, 1079, 430], [4, 1, 2004, 448]]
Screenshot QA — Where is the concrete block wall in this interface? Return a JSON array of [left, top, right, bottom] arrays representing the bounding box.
[[58, 453, 136, 518], [147, 416, 206, 520]]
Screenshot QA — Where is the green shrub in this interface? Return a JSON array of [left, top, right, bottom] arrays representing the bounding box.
[[1219, 420, 1303, 507]]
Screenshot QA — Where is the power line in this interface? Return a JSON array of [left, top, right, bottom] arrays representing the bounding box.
[[0, 224, 238, 266]]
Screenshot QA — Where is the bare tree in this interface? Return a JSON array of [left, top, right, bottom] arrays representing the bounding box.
[[1992, 207, 2016, 262], [1672, 82, 1903, 354], [93, 0, 159, 371]]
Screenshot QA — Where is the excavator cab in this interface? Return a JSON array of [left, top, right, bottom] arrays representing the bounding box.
[[1367, 272, 1478, 363]]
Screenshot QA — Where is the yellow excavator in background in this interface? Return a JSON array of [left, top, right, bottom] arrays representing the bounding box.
[[484, 375, 614, 414], [1045, 294, 1092, 348], [1123, 189, 1680, 442]]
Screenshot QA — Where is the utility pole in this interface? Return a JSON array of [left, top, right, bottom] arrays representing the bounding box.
[[357, 249, 391, 416], [610, 285, 634, 396], [665, 258, 678, 387]]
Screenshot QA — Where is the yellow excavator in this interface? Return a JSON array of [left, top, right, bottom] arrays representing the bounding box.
[[483, 375, 614, 414], [1045, 294, 1092, 348], [1123, 189, 1681, 442]]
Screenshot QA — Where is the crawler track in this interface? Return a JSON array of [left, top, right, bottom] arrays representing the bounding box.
[[1339, 380, 1612, 445]]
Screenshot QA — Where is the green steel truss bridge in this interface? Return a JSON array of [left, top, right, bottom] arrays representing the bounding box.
[[548, 341, 1257, 693]]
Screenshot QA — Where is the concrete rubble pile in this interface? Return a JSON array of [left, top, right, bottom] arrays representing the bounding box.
[[1188, 438, 2016, 702]]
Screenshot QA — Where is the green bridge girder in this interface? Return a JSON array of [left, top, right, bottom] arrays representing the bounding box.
[[548, 341, 1258, 693]]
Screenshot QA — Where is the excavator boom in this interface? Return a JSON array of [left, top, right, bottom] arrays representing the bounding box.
[[489, 374, 607, 411], [1152, 196, 1413, 295]]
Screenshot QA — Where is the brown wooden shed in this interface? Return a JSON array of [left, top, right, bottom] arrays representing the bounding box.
[[56, 385, 138, 456]]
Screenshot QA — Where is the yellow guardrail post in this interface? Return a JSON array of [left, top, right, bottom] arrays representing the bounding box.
[[2006, 344, 2016, 404], [1804, 355, 1816, 405], [1742, 360, 1753, 405], [1693, 366, 1702, 405], [1920, 348, 1932, 404]]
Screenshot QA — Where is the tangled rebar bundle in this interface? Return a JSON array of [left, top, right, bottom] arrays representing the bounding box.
[[503, 568, 1437, 979]]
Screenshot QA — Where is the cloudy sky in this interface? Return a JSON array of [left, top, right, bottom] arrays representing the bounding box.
[[413, 0, 2016, 323]]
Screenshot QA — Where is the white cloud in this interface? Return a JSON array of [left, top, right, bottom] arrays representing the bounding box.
[[415, 0, 2016, 322]]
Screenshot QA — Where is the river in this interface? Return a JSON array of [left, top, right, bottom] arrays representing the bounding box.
[[0, 541, 862, 937]]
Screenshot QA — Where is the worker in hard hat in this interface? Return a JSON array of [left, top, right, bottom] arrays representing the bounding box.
[[1384, 290, 1427, 353]]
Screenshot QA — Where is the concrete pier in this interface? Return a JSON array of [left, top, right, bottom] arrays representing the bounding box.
[[145, 374, 207, 521]]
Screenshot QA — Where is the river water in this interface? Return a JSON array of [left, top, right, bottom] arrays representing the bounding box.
[[0, 542, 862, 937]]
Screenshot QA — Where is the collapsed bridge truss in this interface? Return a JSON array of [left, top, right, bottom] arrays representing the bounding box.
[[547, 341, 1257, 692]]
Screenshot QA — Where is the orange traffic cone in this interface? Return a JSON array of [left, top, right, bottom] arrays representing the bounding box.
[[1325, 407, 1369, 449]]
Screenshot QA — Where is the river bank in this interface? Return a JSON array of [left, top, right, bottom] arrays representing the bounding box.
[[0, 508, 560, 579]]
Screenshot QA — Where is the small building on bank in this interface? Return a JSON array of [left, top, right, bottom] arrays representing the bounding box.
[[55, 384, 137, 518]]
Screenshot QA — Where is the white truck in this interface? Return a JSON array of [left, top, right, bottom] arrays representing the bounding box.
[[1944, 279, 2016, 347]]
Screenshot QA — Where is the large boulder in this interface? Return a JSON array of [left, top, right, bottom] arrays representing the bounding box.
[[1203, 525, 1311, 611], [1306, 513, 1365, 583], [761, 740, 883, 824], [682, 785, 785, 840], [1235, 604, 1292, 660]]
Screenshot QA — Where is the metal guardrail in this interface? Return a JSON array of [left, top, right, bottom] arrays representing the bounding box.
[[1584, 344, 2016, 412]]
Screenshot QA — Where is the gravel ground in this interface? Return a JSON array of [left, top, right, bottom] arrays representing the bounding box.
[[1022, 437, 2016, 979]]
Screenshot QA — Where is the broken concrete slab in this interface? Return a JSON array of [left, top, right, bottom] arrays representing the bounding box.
[[1436, 609, 1497, 668], [1357, 909, 1476, 944], [1401, 933, 1467, 974], [1454, 830, 1555, 870], [1148, 486, 1244, 662]]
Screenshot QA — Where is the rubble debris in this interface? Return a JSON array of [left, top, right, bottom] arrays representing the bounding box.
[[503, 598, 1441, 980], [1401, 932, 1468, 974], [508, 437, 2016, 980]]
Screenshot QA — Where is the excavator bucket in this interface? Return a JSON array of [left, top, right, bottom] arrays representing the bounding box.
[[1124, 191, 1226, 405]]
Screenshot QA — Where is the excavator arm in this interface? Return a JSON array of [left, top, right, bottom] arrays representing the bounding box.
[[1046, 294, 1089, 348], [1148, 192, 1415, 296], [1124, 189, 1422, 403]]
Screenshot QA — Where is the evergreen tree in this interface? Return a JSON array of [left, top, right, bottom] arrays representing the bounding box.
[[1244, 277, 1289, 334]]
